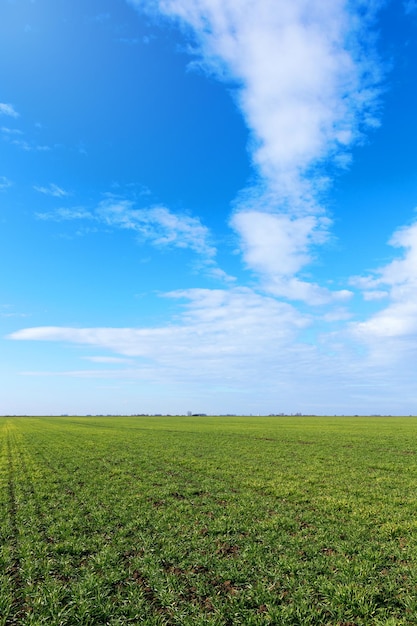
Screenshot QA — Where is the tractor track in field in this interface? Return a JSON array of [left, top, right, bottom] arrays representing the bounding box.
[[14, 441, 56, 549], [5, 432, 26, 625]]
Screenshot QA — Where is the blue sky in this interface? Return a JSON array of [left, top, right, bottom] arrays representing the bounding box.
[[2, 0, 417, 415]]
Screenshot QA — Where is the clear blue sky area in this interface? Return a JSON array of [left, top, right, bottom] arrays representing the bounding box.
[[2, 0, 417, 415]]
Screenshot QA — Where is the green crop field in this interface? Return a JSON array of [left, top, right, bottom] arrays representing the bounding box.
[[1, 415, 417, 625]]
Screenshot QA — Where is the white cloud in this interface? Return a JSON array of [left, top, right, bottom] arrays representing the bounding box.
[[0, 103, 19, 118], [232, 212, 320, 276], [231, 210, 351, 304], [132, 0, 381, 203], [322, 307, 352, 322], [351, 221, 417, 296], [34, 183, 69, 197], [350, 222, 417, 360], [206, 266, 236, 283], [14, 288, 370, 416], [362, 290, 389, 301], [10, 286, 417, 414], [130, 0, 382, 303], [8, 288, 309, 376]]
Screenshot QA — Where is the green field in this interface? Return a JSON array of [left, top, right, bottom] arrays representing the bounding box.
[[1, 415, 417, 625]]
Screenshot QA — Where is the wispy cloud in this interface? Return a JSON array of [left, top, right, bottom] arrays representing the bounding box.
[[7, 288, 310, 388], [97, 197, 216, 258], [0, 116, 51, 152], [11, 138, 50, 152], [0, 176, 12, 190], [9, 286, 414, 414], [117, 37, 140, 45], [82, 356, 134, 364], [34, 183, 69, 198], [0, 304, 29, 318], [130, 0, 383, 304], [37, 196, 222, 268], [1, 127, 23, 136], [8, 288, 307, 353], [0, 103, 19, 118], [36, 208, 93, 221]]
